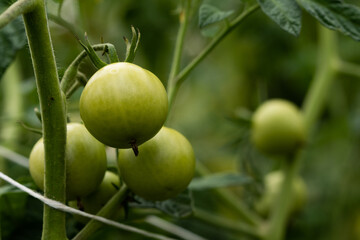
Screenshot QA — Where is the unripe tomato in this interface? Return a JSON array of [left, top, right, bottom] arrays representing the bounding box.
[[79, 62, 168, 149], [255, 170, 307, 217], [69, 171, 121, 223], [251, 99, 306, 155], [117, 127, 195, 201], [29, 123, 107, 200]]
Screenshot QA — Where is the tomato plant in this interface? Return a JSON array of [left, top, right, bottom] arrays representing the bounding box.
[[80, 62, 168, 150], [118, 127, 195, 201], [1, 0, 360, 240], [29, 123, 107, 200]]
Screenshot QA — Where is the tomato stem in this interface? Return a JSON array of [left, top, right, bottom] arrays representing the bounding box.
[[167, 3, 260, 115], [264, 25, 339, 240], [0, 0, 37, 28], [22, 0, 68, 239], [72, 185, 129, 240], [196, 161, 262, 227], [193, 208, 264, 238], [60, 43, 118, 98]]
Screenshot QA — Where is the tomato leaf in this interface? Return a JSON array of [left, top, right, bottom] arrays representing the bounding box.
[[297, 0, 360, 41], [257, 0, 302, 36], [0, 1, 27, 81], [189, 173, 252, 190], [130, 190, 193, 218], [198, 4, 234, 29]]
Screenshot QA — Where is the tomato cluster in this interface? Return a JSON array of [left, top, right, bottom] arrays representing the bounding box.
[[29, 62, 195, 210]]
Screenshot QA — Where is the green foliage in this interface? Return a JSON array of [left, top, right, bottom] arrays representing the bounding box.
[[198, 4, 234, 29], [257, 0, 302, 36], [130, 190, 193, 218], [297, 0, 360, 41], [0, 1, 26, 80]]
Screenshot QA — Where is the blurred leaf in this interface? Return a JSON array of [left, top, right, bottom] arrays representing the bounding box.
[[189, 173, 252, 190], [0, 1, 27, 81], [198, 4, 234, 29], [297, 0, 360, 41], [130, 190, 193, 218], [257, 0, 302, 36]]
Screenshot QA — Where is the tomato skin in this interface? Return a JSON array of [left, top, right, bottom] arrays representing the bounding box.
[[251, 99, 306, 155], [29, 123, 107, 200], [79, 62, 168, 149], [117, 127, 195, 201], [255, 170, 307, 217]]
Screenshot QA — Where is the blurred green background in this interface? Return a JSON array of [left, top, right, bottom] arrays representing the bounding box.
[[1, 0, 360, 239]]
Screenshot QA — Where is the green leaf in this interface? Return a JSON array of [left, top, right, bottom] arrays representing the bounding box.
[[130, 190, 193, 218], [257, 0, 302, 36], [297, 0, 360, 41], [198, 4, 234, 29], [0, 1, 27, 81], [189, 173, 252, 190]]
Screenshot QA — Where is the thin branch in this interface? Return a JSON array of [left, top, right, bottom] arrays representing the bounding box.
[[193, 208, 263, 238], [47, 13, 81, 38], [167, 3, 260, 110], [0, 0, 37, 29], [334, 59, 360, 79]]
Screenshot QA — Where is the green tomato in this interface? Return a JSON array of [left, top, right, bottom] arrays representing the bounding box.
[[255, 170, 307, 217], [69, 171, 121, 223], [251, 99, 306, 155], [79, 62, 168, 149], [118, 127, 195, 201], [29, 123, 107, 200]]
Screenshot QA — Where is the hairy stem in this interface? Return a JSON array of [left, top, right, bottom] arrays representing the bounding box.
[[0, 0, 36, 28], [167, 3, 259, 111], [22, 0, 68, 239]]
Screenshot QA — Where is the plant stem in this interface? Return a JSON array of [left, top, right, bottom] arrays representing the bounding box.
[[263, 153, 301, 240], [193, 208, 263, 238], [0, 0, 36, 28], [60, 44, 118, 96], [334, 60, 360, 79], [48, 13, 82, 38], [196, 161, 262, 226], [166, 0, 191, 91], [0, 60, 23, 182], [22, 0, 68, 239], [303, 25, 338, 130], [167, 3, 260, 111], [72, 185, 128, 240], [264, 25, 338, 240]]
